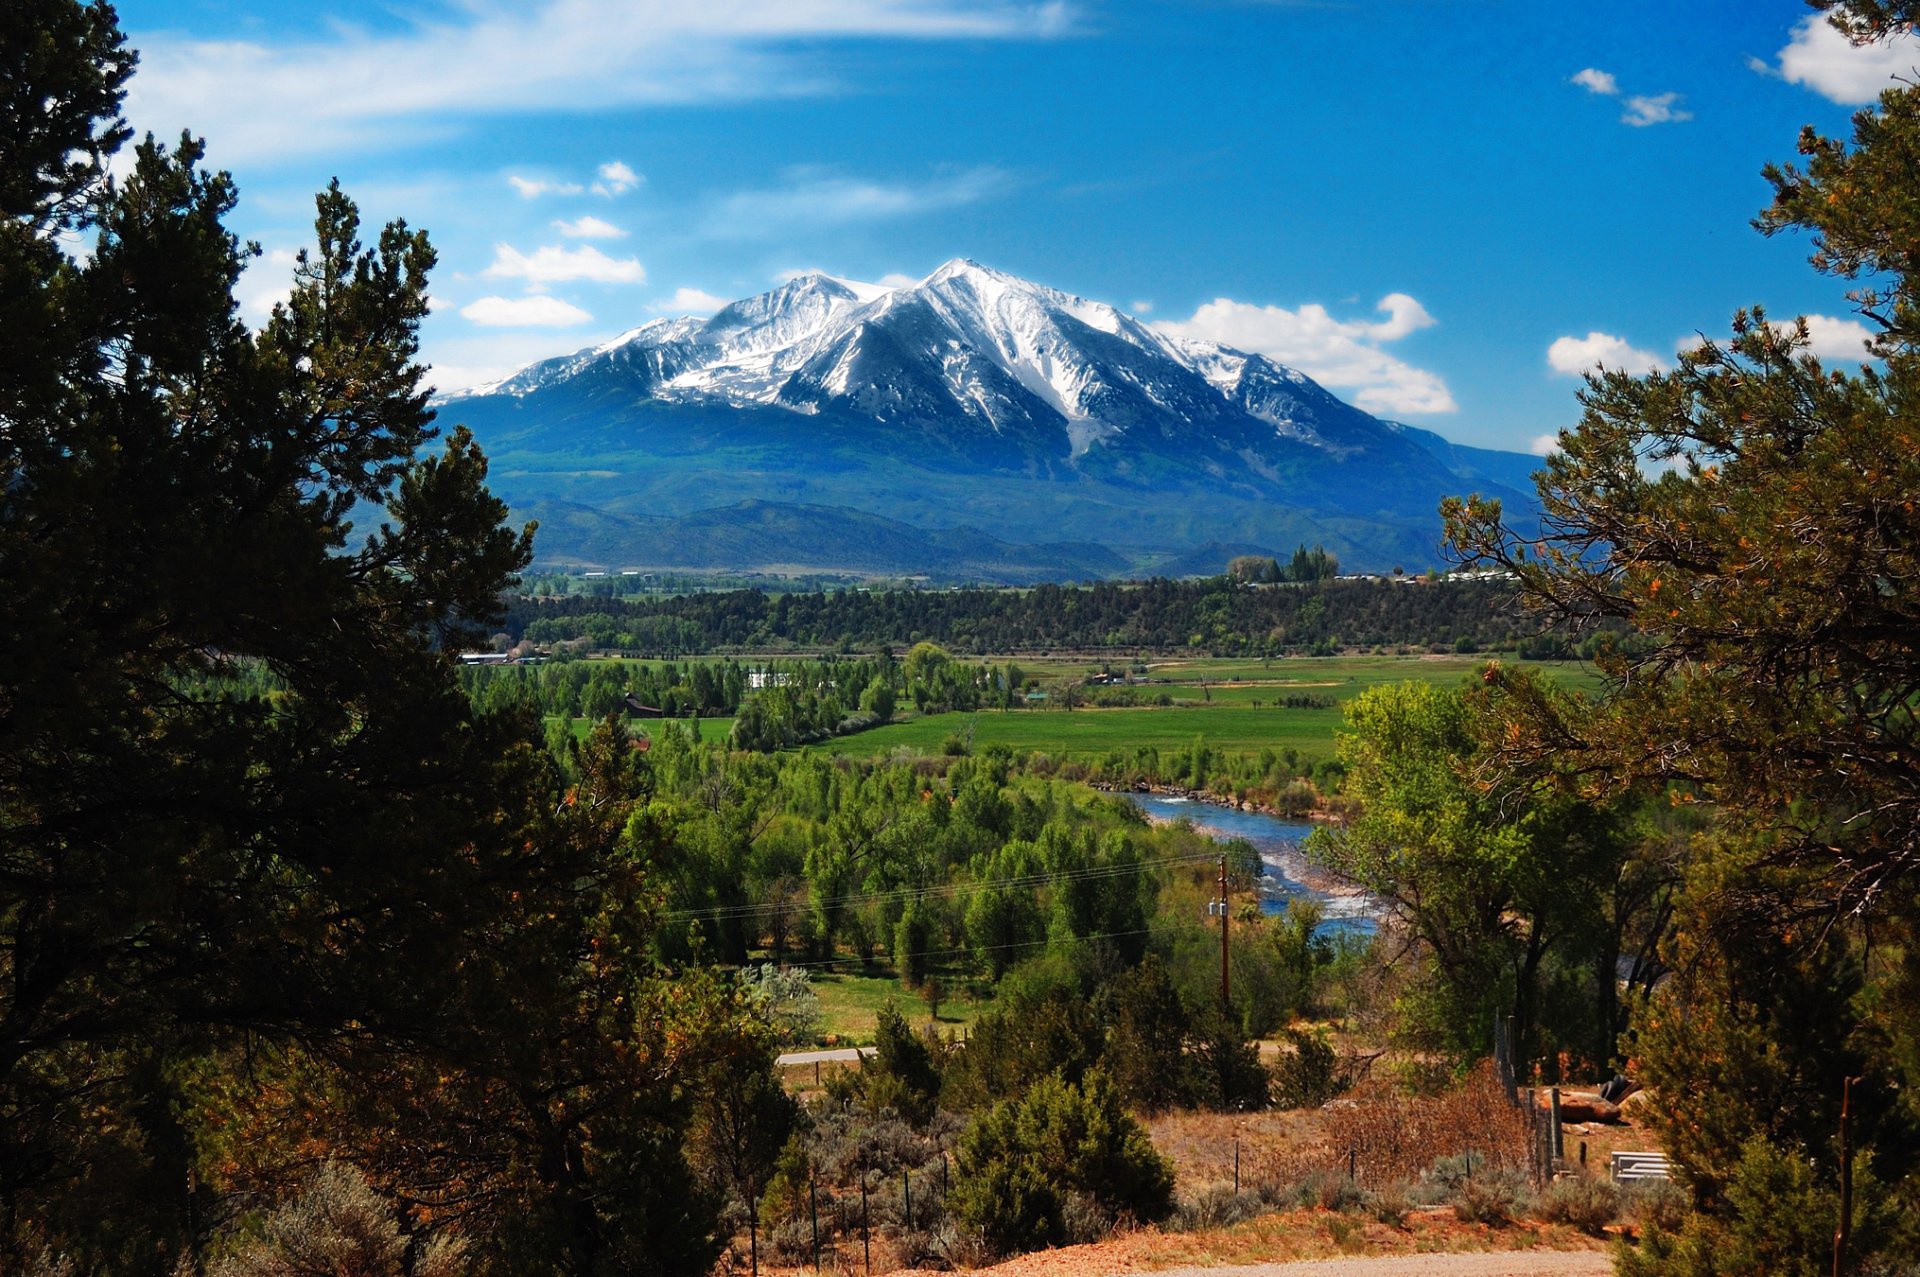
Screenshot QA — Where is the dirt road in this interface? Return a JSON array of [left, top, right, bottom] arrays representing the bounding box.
[[1150, 1253, 1613, 1277]]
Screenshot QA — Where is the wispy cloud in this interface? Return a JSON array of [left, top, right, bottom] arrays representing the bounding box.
[[707, 166, 1010, 237], [1569, 64, 1690, 126], [554, 215, 628, 239], [1622, 92, 1691, 127], [1547, 331, 1663, 376], [125, 2, 1075, 165], [426, 330, 616, 395], [510, 175, 585, 198], [652, 286, 730, 314], [460, 295, 596, 327], [1156, 293, 1456, 416], [1570, 67, 1617, 96], [593, 161, 642, 197], [483, 243, 647, 286]]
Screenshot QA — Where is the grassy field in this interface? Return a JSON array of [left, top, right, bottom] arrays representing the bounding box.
[[812, 704, 1346, 759], [810, 969, 991, 1042], [810, 655, 1604, 762]]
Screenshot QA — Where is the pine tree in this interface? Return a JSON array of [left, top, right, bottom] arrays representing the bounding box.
[[0, 6, 745, 1273], [1444, 3, 1920, 1266]]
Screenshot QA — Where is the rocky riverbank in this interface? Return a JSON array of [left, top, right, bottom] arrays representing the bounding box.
[[1098, 783, 1368, 902]]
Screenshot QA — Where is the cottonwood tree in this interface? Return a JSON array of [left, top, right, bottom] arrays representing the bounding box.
[[1305, 680, 1633, 1070]]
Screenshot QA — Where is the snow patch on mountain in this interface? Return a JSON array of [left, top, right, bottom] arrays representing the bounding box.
[[441, 260, 1427, 464]]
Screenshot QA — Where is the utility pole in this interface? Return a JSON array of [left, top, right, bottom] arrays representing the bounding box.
[[1218, 855, 1230, 1008], [1835, 1075, 1858, 1277]]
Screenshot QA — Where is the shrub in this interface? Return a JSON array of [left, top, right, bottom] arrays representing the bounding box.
[[951, 1070, 1174, 1255], [1539, 1175, 1618, 1234], [1366, 1180, 1413, 1227], [1174, 1183, 1267, 1231], [1613, 1137, 1917, 1277], [863, 1004, 942, 1127], [210, 1163, 464, 1277], [1270, 1027, 1343, 1110], [1622, 1177, 1689, 1234], [1449, 1169, 1529, 1226], [740, 963, 823, 1046], [1298, 1169, 1365, 1213], [1187, 1006, 1270, 1111]]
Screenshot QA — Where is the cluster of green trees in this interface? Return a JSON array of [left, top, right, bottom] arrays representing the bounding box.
[[460, 654, 751, 718], [1306, 678, 1683, 1080], [1226, 543, 1341, 584], [500, 573, 1598, 657], [727, 643, 1018, 750], [461, 642, 1029, 749]]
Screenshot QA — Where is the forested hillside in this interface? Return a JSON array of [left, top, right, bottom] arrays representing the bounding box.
[[501, 575, 1607, 657]]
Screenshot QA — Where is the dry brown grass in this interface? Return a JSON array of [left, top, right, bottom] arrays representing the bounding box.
[[1146, 1061, 1543, 1198], [1146, 1109, 1331, 1196], [1321, 1062, 1535, 1189]]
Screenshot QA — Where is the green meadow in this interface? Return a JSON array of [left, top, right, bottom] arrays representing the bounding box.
[[810, 655, 1603, 762]]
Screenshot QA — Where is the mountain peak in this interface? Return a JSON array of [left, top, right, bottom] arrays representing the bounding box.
[[925, 256, 995, 282], [440, 258, 1543, 574]]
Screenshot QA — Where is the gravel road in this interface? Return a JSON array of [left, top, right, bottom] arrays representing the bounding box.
[[1150, 1252, 1613, 1277]]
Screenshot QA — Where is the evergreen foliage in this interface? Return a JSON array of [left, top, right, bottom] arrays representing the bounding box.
[[0, 8, 762, 1271], [951, 1070, 1174, 1255], [1445, 2, 1920, 1265]]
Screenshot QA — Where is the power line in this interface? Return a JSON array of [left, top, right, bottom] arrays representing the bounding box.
[[661, 847, 1228, 925], [761, 918, 1218, 973]]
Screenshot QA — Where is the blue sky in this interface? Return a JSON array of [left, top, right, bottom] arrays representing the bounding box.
[[111, 0, 1920, 454]]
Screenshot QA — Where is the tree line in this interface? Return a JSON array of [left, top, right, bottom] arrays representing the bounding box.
[[500, 574, 1618, 657]]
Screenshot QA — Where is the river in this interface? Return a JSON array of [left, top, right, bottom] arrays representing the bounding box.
[[1124, 794, 1378, 938]]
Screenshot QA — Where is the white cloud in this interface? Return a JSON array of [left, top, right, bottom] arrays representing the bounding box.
[[876, 272, 919, 289], [1571, 67, 1618, 95], [1621, 92, 1692, 127], [509, 175, 584, 198], [593, 160, 642, 197], [1547, 331, 1664, 376], [1771, 13, 1920, 104], [1156, 293, 1456, 415], [459, 294, 595, 327], [125, 2, 1073, 165], [708, 167, 1009, 237], [653, 286, 730, 314], [1803, 313, 1877, 359], [554, 215, 627, 239], [1130, 299, 1153, 314], [1771, 313, 1877, 361], [425, 330, 614, 395], [1571, 66, 1688, 126], [483, 243, 646, 286], [1529, 433, 1561, 457], [238, 247, 300, 324]]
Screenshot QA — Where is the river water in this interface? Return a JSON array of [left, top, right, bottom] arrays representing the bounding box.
[[1124, 794, 1378, 938]]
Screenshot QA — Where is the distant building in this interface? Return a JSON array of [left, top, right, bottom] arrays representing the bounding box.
[[622, 693, 666, 718]]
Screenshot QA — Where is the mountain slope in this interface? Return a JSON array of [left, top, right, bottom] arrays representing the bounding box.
[[441, 261, 1541, 575]]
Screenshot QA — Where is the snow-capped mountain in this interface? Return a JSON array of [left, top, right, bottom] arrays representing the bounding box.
[[441, 261, 1541, 576], [452, 260, 1413, 455]]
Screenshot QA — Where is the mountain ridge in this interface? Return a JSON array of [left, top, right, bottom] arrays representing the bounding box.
[[440, 261, 1543, 577]]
